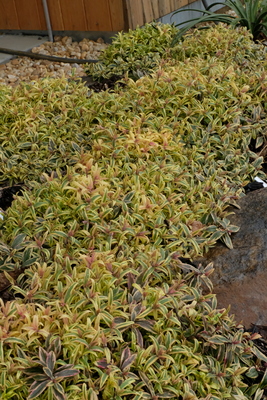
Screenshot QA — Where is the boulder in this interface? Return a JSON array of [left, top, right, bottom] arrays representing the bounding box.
[[196, 188, 267, 328]]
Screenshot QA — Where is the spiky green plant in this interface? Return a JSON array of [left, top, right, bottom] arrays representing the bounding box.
[[171, 0, 267, 44]]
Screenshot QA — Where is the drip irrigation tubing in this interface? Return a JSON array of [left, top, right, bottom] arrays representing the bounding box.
[[0, 47, 100, 64]]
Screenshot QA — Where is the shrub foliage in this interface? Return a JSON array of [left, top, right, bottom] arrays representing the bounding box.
[[1, 24, 267, 399]]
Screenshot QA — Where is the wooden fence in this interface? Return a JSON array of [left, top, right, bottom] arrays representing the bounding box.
[[0, 0, 126, 32], [0, 0, 204, 33], [125, 0, 197, 30]]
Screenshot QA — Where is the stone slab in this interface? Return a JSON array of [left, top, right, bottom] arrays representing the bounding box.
[[0, 34, 48, 64], [196, 188, 267, 328]]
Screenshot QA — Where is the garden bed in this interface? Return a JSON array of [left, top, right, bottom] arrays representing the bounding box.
[[1, 22, 267, 400]]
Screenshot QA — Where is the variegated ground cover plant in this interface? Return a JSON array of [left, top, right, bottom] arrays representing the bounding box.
[[0, 78, 92, 185], [85, 22, 180, 80], [1, 24, 267, 399]]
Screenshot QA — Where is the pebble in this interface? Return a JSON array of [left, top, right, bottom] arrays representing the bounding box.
[[0, 35, 108, 86]]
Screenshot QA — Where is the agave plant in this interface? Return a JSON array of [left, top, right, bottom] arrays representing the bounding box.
[[172, 0, 267, 44]]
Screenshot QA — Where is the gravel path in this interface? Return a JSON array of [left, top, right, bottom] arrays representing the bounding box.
[[0, 35, 108, 86]]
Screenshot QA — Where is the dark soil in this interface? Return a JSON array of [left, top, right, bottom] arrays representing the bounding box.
[[71, 74, 125, 92], [0, 183, 23, 210]]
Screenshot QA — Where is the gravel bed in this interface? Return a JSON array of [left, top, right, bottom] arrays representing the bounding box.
[[0, 35, 108, 86]]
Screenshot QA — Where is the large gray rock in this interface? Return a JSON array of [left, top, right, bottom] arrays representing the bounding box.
[[197, 188, 267, 328]]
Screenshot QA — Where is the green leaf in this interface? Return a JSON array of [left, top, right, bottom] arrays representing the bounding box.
[[22, 256, 39, 268], [246, 366, 259, 379], [136, 320, 155, 333], [99, 372, 109, 389], [259, 367, 267, 388], [144, 355, 158, 371], [4, 337, 26, 346], [48, 337, 62, 357], [253, 388, 264, 400], [53, 383, 66, 400], [72, 142, 81, 152], [51, 231, 68, 239], [28, 379, 50, 399], [158, 391, 177, 399], [123, 191, 135, 203], [46, 351, 56, 373], [119, 377, 138, 389], [115, 320, 135, 331], [209, 230, 224, 242], [251, 345, 267, 363], [252, 156, 263, 170], [11, 233, 26, 249], [38, 347, 48, 367], [54, 368, 79, 379], [43, 367, 54, 381], [255, 135, 264, 149], [208, 335, 230, 344], [220, 233, 233, 249]]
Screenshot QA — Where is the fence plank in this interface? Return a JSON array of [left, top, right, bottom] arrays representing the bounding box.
[[173, 0, 190, 11], [142, 1, 154, 24], [59, 0, 87, 31], [84, 0, 112, 31], [125, 0, 145, 29], [47, 0, 64, 31], [158, 1, 171, 16], [151, 0, 160, 18], [0, 0, 198, 33], [36, 0, 48, 31], [125, 0, 191, 28], [14, 0, 41, 30], [0, 0, 19, 30], [109, 0, 125, 31]]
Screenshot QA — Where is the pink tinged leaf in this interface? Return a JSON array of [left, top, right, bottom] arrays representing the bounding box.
[[131, 304, 143, 321], [114, 317, 126, 324], [157, 391, 176, 398], [178, 263, 201, 274], [127, 272, 135, 291], [133, 303, 142, 316], [38, 347, 48, 367], [54, 369, 79, 379], [43, 366, 54, 380], [30, 374, 48, 382], [121, 354, 136, 371], [251, 346, 267, 363], [96, 359, 109, 369], [133, 328, 144, 348], [139, 371, 155, 396], [136, 320, 155, 332], [23, 367, 44, 376], [120, 347, 131, 367], [28, 379, 50, 399], [132, 289, 142, 303], [55, 364, 76, 373], [208, 335, 230, 345], [46, 351, 56, 372], [49, 337, 62, 357], [53, 383, 66, 400]]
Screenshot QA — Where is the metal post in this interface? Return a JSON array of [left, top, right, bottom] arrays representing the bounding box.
[[42, 0, 53, 42]]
